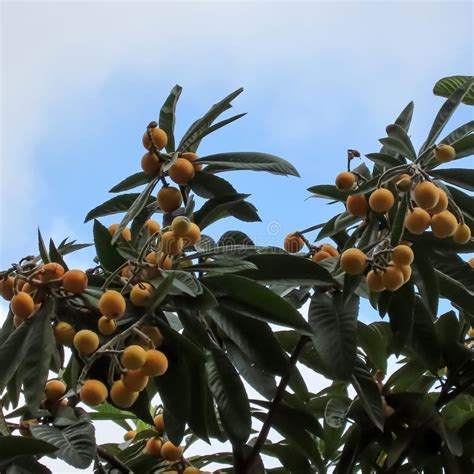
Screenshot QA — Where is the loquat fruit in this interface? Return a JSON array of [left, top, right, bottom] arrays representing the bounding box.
[[0, 276, 15, 301], [427, 188, 448, 214], [168, 158, 195, 186], [140, 325, 164, 347], [183, 468, 200, 474], [369, 188, 395, 213], [123, 431, 136, 442], [99, 290, 126, 319], [468, 328, 474, 338], [80, 379, 108, 406], [453, 223, 471, 244], [381, 266, 404, 291], [157, 186, 183, 213], [142, 127, 168, 151], [146, 219, 161, 235], [171, 216, 191, 237], [160, 231, 184, 256], [110, 380, 138, 408], [54, 322, 76, 346], [108, 224, 132, 242], [398, 264, 412, 284], [469, 258, 474, 268], [98, 316, 117, 336], [121, 345, 147, 370], [366, 270, 385, 292], [346, 194, 368, 217], [40, 263, 65, 282], [161, 440, 182, 462], [335, 172, 356, 191], [62, 270, 88, 294], [340, 248, 367, 274], [130, 282, 155, 307], [153, 413, 165, 433], [73, 330, 100, 356], [414, 181, 439, 210], [396, 176, 412, 192], [181, 151, 202, 171], [284, 233, 304, 253], [431, 211, 458, 238], [434, 144, 455, 163], [392, 245, 414, 266], [312, 250, 331, 263], [141, 349, 168, 377], [11, 292, 35, 319], [405, 208, 431, 234], [44, 380, 66, 402], [144, 437, 163, 455], [182, 223, 201, 248], [122, 369, 149, 392], [141, 152, 162, 176], [320, 243, 339, 257]]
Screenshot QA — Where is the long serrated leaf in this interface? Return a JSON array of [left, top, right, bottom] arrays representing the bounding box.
[[111, 180, 157, 244], [37, 228, 50, 264], [85, 193, 154, 222], [430, 168, 474, 192], [206, 346, 251, 445], [109, 172, 152, 193], [48, 239, 69, 270], [421, 77, 474, 153], [159, 84, 182, 152], [433, 75, 474, 105], [92, 220, 125, 272], [365, 152, 406, 168], [308, 291, 359, 380], [386, 124, 417, 161], [199, 152, 300, 177]]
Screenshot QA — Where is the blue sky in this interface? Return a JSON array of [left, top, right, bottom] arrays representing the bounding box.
[[0, 1, 473, 471]]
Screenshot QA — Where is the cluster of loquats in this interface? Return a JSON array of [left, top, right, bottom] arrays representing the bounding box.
[[121, 414, 207, 473], [283, 232, 340, 263], [1, 263, 88, 329]]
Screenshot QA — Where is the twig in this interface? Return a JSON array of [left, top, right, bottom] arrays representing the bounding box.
[[243, 335, 310, 472], [97, 445, 132, 473]]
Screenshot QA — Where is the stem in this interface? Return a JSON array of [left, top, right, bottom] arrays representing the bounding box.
[[97, 445, 132, 473], [243, 335, 310, 472]]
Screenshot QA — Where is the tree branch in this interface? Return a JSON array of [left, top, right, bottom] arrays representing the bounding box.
[[242, 335, 310, 472], [97, 445, 132, 473]]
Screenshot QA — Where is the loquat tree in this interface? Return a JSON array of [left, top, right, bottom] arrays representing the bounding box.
[[0, 76, 473, 473]]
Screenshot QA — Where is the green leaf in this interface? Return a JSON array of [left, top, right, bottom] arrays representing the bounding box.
[[206, 346, 251, 445], [184, 113, 247, 152], [440, 120, 474, 146], [308, 291, 359, 380], [193, 194, 260, 229], [48, 239, 69, 270], [189, 171, 237, 199], [379, 137, 415, 161], [161, 270, 202, 297], [178, 87, 244, 152], [317, 212, 360, 241], [421, 77, 474, 153], [307, 184, 350, 201], [37, 228, 50, 263], [365, 153, 405, 168], [0, 436, 58, 458], [85, 193, 155, 222], [225, 341, 276, 400], [325, 397, 351, 428], [351, 357, 384, 431], [412, 244, 439, 315], [261, 442, 313, 474], [387, 283, 415, 354], [159, 84, 182, 152], [385, 123, 417, 160], [237, 253, 336, 286], [357, 322, 392, 373], [445, 185, 474, 220], [109, 172, 152, 193], [199, 152, 300, 177], [0, 310, 15, 347], [410, 298, 442, 373], [436, 271, 474, 315], [92, 219, 125, 272], [204, 274, 313, 335], [430, 168, 474, 192], [88, 403, 133, 431], [390, 194, 409, 246], [30, 410, 96, 469], [112, 180, 157, 244], [218, 230, 254, 247], [22, 300, 55, 412], [208, 306, 288, 376], [433, 75, 474, 105]]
